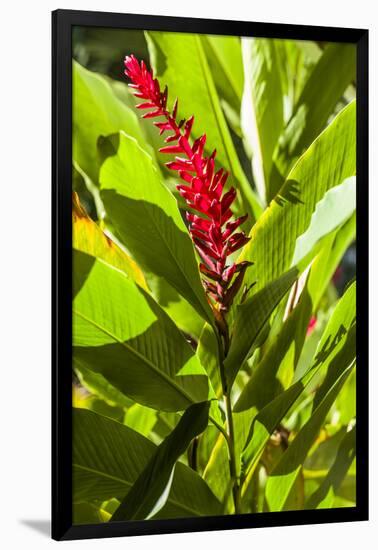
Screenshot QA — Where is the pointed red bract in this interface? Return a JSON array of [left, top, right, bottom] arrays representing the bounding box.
[[124, 55, 252, 311]]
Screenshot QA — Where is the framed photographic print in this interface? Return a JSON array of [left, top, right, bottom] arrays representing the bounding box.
[[52, 9, 368, 541]]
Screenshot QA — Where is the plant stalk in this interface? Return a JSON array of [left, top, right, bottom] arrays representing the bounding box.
[[223, 390, 242, 514], [216, 330, 242, 515]]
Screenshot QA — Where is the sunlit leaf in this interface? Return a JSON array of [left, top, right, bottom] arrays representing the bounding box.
[[110, 401, 211, 521], [73, 60, 150, 185], [73, 408, 222, 518], [269, 43, 356, 196], [225, 269, 298, 388], [241, 282, 356, 483], [241, 38, 284, 203], [99, 131, 213, 324], [239, 101, 356, 294], [73, 250, 214, 411]]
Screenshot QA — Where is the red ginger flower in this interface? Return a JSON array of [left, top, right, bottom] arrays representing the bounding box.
[[124, 55, 252, 314]]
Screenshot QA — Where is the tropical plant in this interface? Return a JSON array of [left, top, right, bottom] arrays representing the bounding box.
[[72, 30, 356, 523]]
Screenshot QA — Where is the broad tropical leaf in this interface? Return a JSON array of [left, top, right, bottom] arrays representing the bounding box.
[[241, 38, 284, 203], [305, 425, 356, 509], [234, 283, 312, 412], [269, 43, 356, 196], [73, 250, 214, 411], [239, 100, 356, 293], [204, 35, 244, 115], [72, 191, 147, 289], [111, 401, 210, 521], [291, 176, 355, 267], [72, 60, 149, 185], [307, 214, 356, 310], [240, 282, 356, 482], [265, 358, 355, 511], [224, 269, 298, 388], [73, 408, 222, 518], [98, 131, 213, 324]]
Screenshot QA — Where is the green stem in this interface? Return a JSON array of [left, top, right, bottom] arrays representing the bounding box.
[[216, 330, 241, 515], [224, 390, 241, 514]]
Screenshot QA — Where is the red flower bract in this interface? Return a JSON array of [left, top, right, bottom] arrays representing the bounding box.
[[124, 55, 252, 314]]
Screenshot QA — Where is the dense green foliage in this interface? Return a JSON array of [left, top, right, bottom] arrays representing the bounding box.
[[72, 29, 356, 523]]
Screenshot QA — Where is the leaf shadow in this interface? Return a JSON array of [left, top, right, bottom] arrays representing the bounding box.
[[274, 179, 305, 207], [74, 284, 211, 412]]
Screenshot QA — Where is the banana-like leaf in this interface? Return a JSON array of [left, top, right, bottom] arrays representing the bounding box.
[[73, 408, 221, 519], [145, 31, 262, 226], [307, 214, 356, 310], [241, 282, 356, 483], [72, 191, 147, 290], [124, 403, 158, 437], [98, 131, 213, 325], [274, 40, 321, 122], [234, 284, 312, 412], [291, 176, 356, 267], [203, 35, 244, 114], [239, 100, 356, 293], [74, 363, 132, 411], [305, 425, 356, 509], [72, 61, 149, 185], [224, 269, 298, 389], [269, 43, 356, 196], [110, 401, 210, 521], [241, 38, 284, 204], [146, 275, 205, 340], [265, 355, 355, 512], [73, 250, 214, 411]]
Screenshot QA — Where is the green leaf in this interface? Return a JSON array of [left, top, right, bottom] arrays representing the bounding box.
[[239, 100, 356, 293], [73, 502, 110, 524], [241, 38, 284, 203], [305, 425, 356, 509], [74, 363, 132, 411], [307, 214, 356, 310], [334, 366, 356, 425], [146, 275, 205, 340], [234, 284, 312, 412], [73, 408, 221, 519], [72, 61, 149, 185], [98, 131, 213, 324], [145, 31, 262, 226], [72, 191, 147, 290], [224, 269, 298, 388], [274, 40, 321, 122], [124, 403, 157, 437], [203, 409, 255, 507], [203, 35, 244, 113], [269, 43, 356, 196], [110, 401, 211, 521], [291, 176, 355, 267], [265, 357, 355, 512], [73, 250, 214, 411], [241, 282, 356, 481]]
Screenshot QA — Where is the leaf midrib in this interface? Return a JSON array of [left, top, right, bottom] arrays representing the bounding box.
[[74, 309, 194, 407]]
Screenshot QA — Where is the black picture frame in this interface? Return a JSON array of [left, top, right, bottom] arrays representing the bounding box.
[[52, 8, 369, 541]]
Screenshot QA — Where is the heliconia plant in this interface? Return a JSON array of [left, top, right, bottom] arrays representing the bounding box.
[[72, 30, 357, 524]]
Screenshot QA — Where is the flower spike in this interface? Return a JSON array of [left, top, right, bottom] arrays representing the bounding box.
[[124, 55, 252, 313]]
